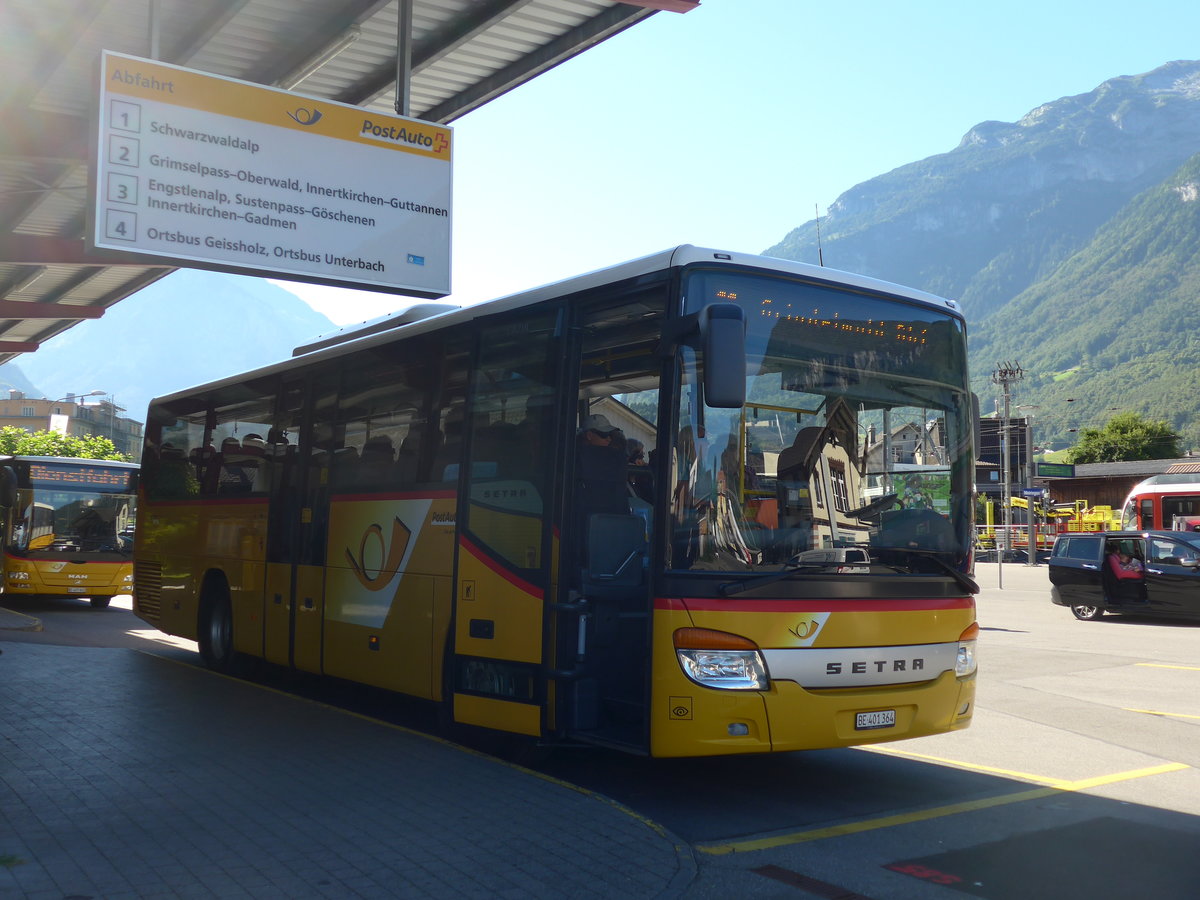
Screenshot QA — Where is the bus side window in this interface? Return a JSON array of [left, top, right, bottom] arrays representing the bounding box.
[[463, 313, 559, 571]]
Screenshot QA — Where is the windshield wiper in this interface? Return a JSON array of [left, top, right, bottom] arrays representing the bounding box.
[[718, 559, 832, 597], [877, 547, 979, 594], [720, 549, 980, 597]]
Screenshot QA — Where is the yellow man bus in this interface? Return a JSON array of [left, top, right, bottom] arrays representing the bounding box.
[[1, 456, 137, 607], [133, 246, 977, 757]]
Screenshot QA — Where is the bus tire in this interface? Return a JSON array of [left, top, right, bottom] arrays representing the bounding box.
[[1071, 603, 1104, 621], [198, 578, 237, 673], [90, 596, 111, 609]]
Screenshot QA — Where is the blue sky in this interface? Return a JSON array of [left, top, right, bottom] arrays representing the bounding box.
[[271, 0, 1200, 325]]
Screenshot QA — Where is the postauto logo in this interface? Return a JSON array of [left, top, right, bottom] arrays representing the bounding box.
[[360, 118, 449, 154]]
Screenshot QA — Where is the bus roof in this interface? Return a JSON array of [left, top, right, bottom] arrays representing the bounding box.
[[148, 245, 964, 408], [1126, 473, 1200, 493]]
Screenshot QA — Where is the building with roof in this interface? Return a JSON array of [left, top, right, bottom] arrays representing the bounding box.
[[1042, 458, 1200, 513], [0, 391, 143, 457]]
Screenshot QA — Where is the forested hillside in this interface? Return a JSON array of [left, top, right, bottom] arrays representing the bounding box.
[[968, 153, 1200, 447]]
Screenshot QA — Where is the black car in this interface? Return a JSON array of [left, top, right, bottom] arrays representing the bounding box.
[[1049, 531, 1200, 621]]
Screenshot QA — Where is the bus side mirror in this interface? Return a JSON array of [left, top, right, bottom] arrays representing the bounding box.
[[0, 466, 16, 508], [701, 303, 746, 409]]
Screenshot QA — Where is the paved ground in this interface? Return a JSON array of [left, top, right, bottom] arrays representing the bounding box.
[[0, 642, 694, 899], [0, 562, 1053, 899]]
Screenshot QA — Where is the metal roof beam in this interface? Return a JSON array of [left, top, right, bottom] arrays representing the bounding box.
[[0, 235, 171, 267], [343, 3, 653, 121], [339, 0, 538, 112], [420, 4, 655, 123], [0, 301, 104, 319], [0, 341, 40, 353], [251, 0, 391, 88], [166, 0, 255, 65], [0, 110, 87, 164]]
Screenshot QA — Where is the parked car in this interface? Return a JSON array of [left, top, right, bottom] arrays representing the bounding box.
[[1049, 531, 1200, 621]]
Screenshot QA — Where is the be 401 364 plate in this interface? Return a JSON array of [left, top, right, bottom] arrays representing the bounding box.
[[855, 709, 896, 730]]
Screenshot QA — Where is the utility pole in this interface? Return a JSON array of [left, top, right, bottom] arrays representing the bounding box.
[[992, 362, 1024, 589]]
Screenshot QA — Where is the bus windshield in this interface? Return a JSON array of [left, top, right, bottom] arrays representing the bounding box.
[[9, 461, 136, 557], [672, 267, 972, 577]]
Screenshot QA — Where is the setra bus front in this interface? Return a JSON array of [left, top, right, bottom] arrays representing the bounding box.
[[641, 261, 977, 757]]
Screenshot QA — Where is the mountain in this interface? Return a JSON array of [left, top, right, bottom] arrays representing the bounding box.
[[0, 269, 336, 426], [764, 60, 1200, 448], [0, 361, 44, 399]]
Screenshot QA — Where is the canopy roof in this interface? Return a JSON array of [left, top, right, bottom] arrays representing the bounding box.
[[0, 0, 696, 365]]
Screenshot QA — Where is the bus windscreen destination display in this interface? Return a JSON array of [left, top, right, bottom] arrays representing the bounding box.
[[29, 464, 135, 492], [91, 51, 452, 297]]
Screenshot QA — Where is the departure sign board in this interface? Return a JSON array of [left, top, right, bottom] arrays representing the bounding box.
[[91, 51, 452, 297], [29, 463, 136, 492]]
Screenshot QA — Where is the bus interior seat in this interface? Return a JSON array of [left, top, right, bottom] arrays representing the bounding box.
[[331, 446, 359, 486]]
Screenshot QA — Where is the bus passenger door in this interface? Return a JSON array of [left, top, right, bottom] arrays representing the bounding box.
[[449, 312, 561, 738], [554, 291, 667, 751], [263, 377, 331, 672]]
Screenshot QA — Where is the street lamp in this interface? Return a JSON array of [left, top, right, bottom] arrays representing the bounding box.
[[48, 390, 106, 436], [52, 390, 106, 405]]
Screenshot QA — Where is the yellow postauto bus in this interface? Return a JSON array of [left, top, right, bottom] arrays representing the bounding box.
[[133, 246, 977, 757], [1, 456, 137, 607]]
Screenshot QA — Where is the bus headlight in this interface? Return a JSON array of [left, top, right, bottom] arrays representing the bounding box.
[[955, 623, 979, 677], [674, 628, 768, 690]]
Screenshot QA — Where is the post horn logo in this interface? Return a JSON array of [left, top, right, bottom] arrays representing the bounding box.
[[788, 619, 821, 640], [345, 517, 411, 590], [286, 106, 323, 126]]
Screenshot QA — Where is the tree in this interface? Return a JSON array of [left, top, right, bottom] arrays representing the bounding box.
[[0, 426, 129, 461], [1064, 412, 1181, 464]]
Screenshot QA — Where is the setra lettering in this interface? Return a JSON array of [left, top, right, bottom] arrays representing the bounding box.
[[825, 658, 926, 676]]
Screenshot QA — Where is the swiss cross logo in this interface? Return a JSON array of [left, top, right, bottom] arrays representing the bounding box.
[[433, 132, 449, 155]]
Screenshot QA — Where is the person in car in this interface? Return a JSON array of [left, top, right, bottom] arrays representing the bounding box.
[[1107, 548, 1144, 580]]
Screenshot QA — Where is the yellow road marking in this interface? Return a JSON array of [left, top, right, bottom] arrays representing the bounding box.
[[696, 762, 1190, 855], [1124, 707, 1200, 721], [866, 745, 1067, 787], [1136, 663, 1200, 671]]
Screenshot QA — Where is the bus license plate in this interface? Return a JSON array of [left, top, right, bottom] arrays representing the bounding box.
[[856, 709, 896, 730], [68, 587, 86, 594]]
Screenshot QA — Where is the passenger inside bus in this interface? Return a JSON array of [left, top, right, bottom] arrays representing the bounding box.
[[575, 414, 630, 560], [358, 434, 395, 485]]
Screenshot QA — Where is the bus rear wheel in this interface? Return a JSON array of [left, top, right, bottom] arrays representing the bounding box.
[[199, 585, 236, 672], [90, 596, 111, 609]]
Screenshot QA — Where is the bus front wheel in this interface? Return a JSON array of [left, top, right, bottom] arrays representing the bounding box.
[[90, 596, 111, 609], [199, 584, 236, 672]]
